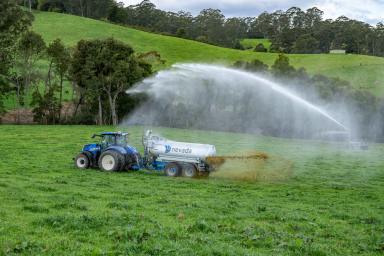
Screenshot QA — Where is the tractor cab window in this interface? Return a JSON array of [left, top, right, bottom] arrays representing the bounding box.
[[100, 135, 115, 148], [116, 135, 128, 146]]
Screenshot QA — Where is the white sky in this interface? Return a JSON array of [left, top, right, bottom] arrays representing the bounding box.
[[120, 0, 384, 24]]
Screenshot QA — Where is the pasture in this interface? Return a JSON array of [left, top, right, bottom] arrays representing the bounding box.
[[0, 125, 383, 255]]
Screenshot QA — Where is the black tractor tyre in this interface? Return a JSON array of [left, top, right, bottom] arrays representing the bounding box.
[[117, 153, 126, 171], [75, 153, 90, 169], [98, 151, 124, 172], [125, 153, 141, 170], [164, 162, 181, 177], [182, 163, 198, 178]]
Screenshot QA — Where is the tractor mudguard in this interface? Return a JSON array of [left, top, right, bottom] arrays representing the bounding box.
[[107, 146, 128, 155]]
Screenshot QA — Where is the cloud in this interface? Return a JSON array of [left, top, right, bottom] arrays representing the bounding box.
[[121, 0, 384, 24], [314, 0, 384, 24]]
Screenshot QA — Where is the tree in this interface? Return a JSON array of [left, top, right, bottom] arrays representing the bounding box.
[[271, 54, 295, 76], [254, 43, 267, 52], [292, 34, 319, 53], [176, 28, 186, 38], [71, 38, 152, 125], [108, 1, 127, 24], [224, 18, 248, 47], [233, 59, 269, 73], [70, 39, 103, 123], [97, 39, 152, 125], [195, 9, 226, 46], [38, 0, 115, 19], [38, 0, 67, 12], [17, 31, 46, 94], [16, 31, 46, 123], [17, 0, 38, 10], [304, 7, 323, 28], [31, 80, 60, 124], [0, 0, 33, 113], [313, 19, 334, 53], [128, 0, 158, 27], [249, 12, 274, 38], [46, 39, 71, 121]]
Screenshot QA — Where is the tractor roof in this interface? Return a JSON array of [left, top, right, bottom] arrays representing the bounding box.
[[92, 131, 128, 138]]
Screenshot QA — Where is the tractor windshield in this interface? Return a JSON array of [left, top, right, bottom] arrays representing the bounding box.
[[100, 135, 114, 148], [99, 134, 128, 148], [116, 135, 128, 146]]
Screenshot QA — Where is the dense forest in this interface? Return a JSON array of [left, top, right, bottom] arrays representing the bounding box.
[[19, 0, 384, 55]]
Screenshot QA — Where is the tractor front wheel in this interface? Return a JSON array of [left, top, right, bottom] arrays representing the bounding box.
[[75, 153, 90, 169], [98, 151, 124, 172]]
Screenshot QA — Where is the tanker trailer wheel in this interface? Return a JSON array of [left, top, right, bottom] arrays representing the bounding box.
[[182, 163, 197, 178], [98, 151, 124, 172], [75, 153, 90, 169], [164, 162, 181, 177]]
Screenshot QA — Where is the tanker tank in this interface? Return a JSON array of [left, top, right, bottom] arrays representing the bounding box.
[[143, 130, 216, 160]]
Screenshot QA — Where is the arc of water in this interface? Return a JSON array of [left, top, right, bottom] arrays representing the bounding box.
[[175, 64, 348, 131], [127, 63, 348, 131]]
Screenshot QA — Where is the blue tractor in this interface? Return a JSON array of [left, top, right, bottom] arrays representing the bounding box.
[[74, 132, 141, 171]]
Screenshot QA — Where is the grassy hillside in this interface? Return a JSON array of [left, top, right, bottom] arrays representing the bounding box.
[[32, 11, 384, 96], [0, 125, 383, 254]]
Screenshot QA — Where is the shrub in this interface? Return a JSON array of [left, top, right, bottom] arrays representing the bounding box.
[[254, 43, 267, 52]]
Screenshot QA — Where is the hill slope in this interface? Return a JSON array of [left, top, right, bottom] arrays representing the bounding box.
[[32, 11, 384, 95]]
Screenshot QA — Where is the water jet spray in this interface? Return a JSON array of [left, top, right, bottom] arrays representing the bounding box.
[[125, 63, 349, 139]]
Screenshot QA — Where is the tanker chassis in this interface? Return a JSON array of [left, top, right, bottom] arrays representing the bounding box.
[[74, 130, 216, 178]]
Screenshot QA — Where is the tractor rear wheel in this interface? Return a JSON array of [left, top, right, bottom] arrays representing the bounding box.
[[164, 162, 181, 177], [182, 163, 197, 178], [75, 153, 90, 169], [98, 151, 124, 172]]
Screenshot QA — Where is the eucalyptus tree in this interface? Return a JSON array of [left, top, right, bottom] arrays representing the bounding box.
[[0, 0, 33, 114], [47, 39, 71, 121], [71, 38, 152, 125]]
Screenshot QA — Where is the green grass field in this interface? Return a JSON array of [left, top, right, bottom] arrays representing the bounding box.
[[31, 11, 384, 96], [241, 38, 272, 50], [1, 125, 383, 255]]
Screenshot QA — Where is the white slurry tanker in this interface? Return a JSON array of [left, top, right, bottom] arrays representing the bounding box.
[[142, 130, 216, 177]]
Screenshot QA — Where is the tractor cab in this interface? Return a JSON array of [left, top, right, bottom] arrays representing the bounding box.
[[93, 132, 129, 149]]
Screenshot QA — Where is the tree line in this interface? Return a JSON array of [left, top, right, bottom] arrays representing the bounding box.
[[249, 8, 384, 55], [19, 0, 384, 56]]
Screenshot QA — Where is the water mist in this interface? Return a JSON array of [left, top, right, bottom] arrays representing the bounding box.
[[123, 63, 351, 140]]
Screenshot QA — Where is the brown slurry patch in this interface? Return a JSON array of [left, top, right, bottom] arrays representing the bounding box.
[[206, 152, 269, 168], [207, 151, 293, 182]]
